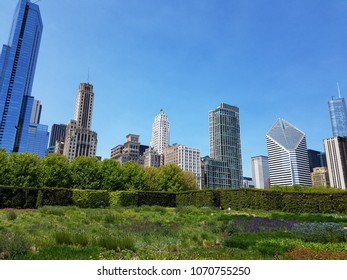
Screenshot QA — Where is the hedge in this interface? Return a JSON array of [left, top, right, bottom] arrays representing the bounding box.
[[1, 186, 347, 214]]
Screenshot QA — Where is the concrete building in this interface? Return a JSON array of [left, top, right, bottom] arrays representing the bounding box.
[[63, 83, 97, 160], [251, 155, 270, 189], [144, 146, 162, 167], [163, 144, 201, 188], [47, 124, 67, 154], [311, 167, 330, 187], [111, 134, 148, 165], [151, 109, 170, 155], [266, 118, 311, 186], [307, 149, 327, 172], [324, 136, 347, 189]]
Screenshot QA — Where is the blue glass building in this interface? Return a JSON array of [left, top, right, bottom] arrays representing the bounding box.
[[328, 97, 347, 137], [0, 0, 43, 153]]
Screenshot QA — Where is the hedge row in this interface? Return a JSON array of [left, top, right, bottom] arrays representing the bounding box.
[[1, 186, 347, 213]]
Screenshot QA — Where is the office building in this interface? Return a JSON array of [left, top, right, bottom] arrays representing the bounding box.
[[243, 177, 255, 188], [25, 123, 49, 158], [30, 100, 42, 124], [47, 124, 67, 154], [163, 144, 201, 188], [151, 109, 170, 154], [63, 83, 97, 160], [328, 94, 347, 137], [144, 146, 162, 167], [251, 155, 270, 189], [307, 149, 327, 172], [201, 156, 232, 189], [324, 136, 347, 189], [111, 134, 148, 165], [311, 167, 330, 187], [208, 103, 243, 188], [266, 118, 311, 186], [0, 0, 43, 153]]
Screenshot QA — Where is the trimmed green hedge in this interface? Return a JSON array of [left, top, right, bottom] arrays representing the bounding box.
[[1, 186, 347, 214]]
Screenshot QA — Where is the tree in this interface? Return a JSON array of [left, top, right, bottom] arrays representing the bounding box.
[[70, 156, 102, 189], [6, 152, 41, 187], [121, 161, 146, 191], [0, 148, 8, 185], [157, 164, 185, 192], [99, 159, 123, 191], [181, 171, 198, 190], [40, 153, 72, 188], [144, 167, 160, 191]]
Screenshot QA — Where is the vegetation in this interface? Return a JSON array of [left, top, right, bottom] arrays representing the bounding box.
[[0, 206, 347, 260], [0, 149, 197, 191]]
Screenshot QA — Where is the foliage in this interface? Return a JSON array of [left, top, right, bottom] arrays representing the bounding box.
[[292, 222, 347, 243], [70, 156, 102, 189], [0, 232, 31, 260], [0, 148, 8, 185], [177, 190, 216, 208], [40, 153, 72, 188], [36, 188, 73, 207], [6, 210, 17, 220], [120, 161, 147, 190], [72, 189, 109, 208], [99, 159, 123, 191], [285, 247, 347, 260], [157, 164, 185, 192], [5, 153, 41, 187]]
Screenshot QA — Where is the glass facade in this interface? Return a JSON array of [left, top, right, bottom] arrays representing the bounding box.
[[24, 123, 49, 158], [0, 0, 43, 153], [208, 103, 243, 188], [328, 97, 347, 137]]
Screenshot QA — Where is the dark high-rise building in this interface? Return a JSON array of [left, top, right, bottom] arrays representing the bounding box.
[[0, 0, 43, 153], [47, 124, 67, 154], [206, 103, 243, 188], [307, 149, 327, 172]]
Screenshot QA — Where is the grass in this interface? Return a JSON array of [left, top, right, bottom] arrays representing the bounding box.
[[0, 206, 347, 260]]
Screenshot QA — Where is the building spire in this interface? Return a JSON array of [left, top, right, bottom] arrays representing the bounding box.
[[337, 82, 342, 98]]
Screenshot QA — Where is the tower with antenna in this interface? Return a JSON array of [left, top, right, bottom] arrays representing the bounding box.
[[328, 83, 347, 137]]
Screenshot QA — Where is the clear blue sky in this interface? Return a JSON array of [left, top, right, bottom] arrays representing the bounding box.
[[1, 0, 347, 176]]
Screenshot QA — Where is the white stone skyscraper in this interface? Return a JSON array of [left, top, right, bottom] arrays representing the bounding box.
[[266, 118, 311, 186], [151, 109, 170, 155], [63, 83, 97, 160], [251, 155, 270, 189]]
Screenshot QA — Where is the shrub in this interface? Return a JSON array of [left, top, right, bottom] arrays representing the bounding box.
[[6, 210, 17, 221], [0, 232, 31, 259], [292, 222, 347, 243], [36, 188, 73, 208], [97, 234, 135, 252], [55, 230, 73, 245], [72, 190, 109, 208], [39, 206, 65, 216], [285, 247, 347, 260]]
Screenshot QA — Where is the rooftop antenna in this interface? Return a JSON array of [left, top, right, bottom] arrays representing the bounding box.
[[337, 82, 342, 98], [87, 68, 90, 84]]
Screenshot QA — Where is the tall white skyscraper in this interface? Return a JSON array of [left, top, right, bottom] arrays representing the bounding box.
[[251, 155, 270, 189], [151, 109, 170, 155], [64, 83, 97, 160], [324, 136, 347, 189], [266, 118, 311, 186]]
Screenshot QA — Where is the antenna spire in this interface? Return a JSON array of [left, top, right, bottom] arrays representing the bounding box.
[[87, 68, 90, 84], [337, 82, 342, 98]]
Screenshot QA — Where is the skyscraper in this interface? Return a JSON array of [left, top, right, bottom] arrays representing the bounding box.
[[63, 83, 97, 160], [0, 0, 43, 153], [324, 136, 347, 190], [251, 155, 270, 189], [151, 109, 170, 155], [208, 103, 243, 188], [47, 124, 67, 154], [328, 89, 347, 137], [266, 118, 311, 186]]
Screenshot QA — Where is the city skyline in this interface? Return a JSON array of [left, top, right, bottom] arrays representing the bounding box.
[[1, 1, 347, 176]]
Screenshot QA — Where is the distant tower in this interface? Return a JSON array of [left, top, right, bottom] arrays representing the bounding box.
[[251, 155, 270, 189], [63, 83, 97, 160], [151, 109, 170, 154], [266, 119, 311, 186], [328, 84, 347, 137], [0, 0, 43, 153], [324, 136, 347, 190], [208, 103, 243, 188]]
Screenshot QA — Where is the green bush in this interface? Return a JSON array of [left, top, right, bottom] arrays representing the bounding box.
[[137, 191, 176, 207], [55, 230, 73, 245], [6, 210, 17, 220], [72, 189, 110, 208], [0, 232, 31, 259], [117, 191, 138, 207], [36, 188, 73, 208], [176, 190, 216, 208]]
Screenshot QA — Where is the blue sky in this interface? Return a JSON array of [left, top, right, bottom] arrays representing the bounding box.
[[1, 0, 347, 176]]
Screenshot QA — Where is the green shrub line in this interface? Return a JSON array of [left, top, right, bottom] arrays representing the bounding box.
[[1, 186, 347, 213]]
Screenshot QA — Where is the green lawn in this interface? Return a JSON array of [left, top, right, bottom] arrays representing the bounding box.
[[1, 206, 347, 260]]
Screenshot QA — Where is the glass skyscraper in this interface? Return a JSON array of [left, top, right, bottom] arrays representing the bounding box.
[[208, 103, 243, 188], [328, 97, 347, 137], [0, 0, 43, 153], [266, 119, 311, 186]]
